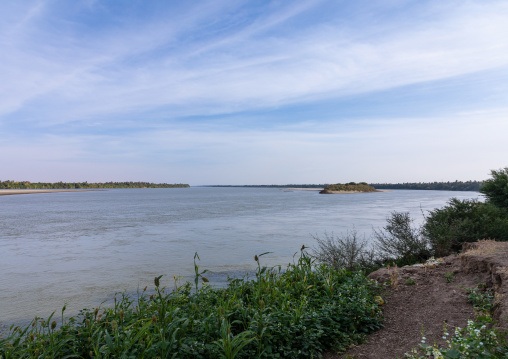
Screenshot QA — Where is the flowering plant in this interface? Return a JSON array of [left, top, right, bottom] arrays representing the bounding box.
[[405, 320, 507, 358]]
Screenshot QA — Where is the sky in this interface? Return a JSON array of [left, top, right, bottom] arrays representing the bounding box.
[[1, 0, 507, 185]]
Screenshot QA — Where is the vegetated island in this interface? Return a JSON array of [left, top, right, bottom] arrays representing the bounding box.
[[0, 181, 190, 190], [319, 182, 378, 194]]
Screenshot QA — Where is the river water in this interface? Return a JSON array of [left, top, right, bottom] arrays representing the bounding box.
[[0, 187, 481, 325]]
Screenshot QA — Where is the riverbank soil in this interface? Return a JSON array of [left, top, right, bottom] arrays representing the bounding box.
[[325, 240, 508, 359]]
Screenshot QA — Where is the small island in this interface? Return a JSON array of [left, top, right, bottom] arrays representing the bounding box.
[[319, 182, 378, 194]]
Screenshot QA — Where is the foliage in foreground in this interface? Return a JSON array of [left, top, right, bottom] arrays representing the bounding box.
[[0, 250, 383, 358]]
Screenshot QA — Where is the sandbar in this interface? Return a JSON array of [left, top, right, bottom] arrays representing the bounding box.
[[0, 189, 96, 196], [287, 188, 324, 191], [320, 190, 390, 194]]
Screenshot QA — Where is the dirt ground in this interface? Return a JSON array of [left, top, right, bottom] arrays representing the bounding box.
[[324, 241, 508, 359]]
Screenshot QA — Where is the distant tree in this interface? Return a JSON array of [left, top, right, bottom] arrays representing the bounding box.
[[480, 167, 508, 209]]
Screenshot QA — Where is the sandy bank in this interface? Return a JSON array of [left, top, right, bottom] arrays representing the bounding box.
[[287, 188, 324, 191], [320, 190, 389, 194], [0, 189, 96, 196]]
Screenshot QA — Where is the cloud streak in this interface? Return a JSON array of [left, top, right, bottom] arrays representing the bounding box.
[[1, 0, 507, 183]]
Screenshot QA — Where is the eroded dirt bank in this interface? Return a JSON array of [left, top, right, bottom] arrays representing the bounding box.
[[326, 241, 508, 359]]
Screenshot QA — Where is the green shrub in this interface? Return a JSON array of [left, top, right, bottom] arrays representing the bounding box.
[[480, 166, 508, 209], [423, 198, 508, 256]]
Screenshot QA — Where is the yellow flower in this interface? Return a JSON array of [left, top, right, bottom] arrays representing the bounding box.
[[374, 296, 384, 305]]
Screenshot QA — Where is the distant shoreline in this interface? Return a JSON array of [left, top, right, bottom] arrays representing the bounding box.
[[287, 188, 323, 191], [286, 188, 390, 193], [320, 190, 390, 194], [0, 189, 98, 196]]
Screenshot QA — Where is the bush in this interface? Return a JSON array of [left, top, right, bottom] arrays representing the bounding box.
[[373, 211, 431, 266], [480, 166, 508, 209], [312, 229, 378, 271], [423, 198, 508, 256]]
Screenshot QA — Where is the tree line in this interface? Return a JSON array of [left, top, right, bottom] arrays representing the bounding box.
[[0, 181, 190, 189], [369, 180, 482, 191]]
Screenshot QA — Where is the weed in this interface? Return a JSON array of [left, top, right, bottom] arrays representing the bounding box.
[[466, 286, 495, 315], [406, 278, 416, 286], [444, 272, 454, 283]]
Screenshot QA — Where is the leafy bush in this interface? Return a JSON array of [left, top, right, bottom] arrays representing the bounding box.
[[423, 199, 508, 256], [373, 211, 431, 266], [0, 250, 383, 358], [480, 166, 508, 209]]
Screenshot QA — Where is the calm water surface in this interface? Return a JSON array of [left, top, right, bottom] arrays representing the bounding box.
[[0, 187, 482, 325]]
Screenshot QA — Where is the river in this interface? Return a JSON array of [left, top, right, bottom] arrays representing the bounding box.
[[0, 187, 481, 325]]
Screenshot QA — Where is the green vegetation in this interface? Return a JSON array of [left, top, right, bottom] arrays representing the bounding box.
[[480, 167, 508, 209], [0, 249, 383, 358], [444, 272, 455, 283], [320, 182, 377, 193], [423, 199, 508, 256], [0, 181, 189, 189], [369, 181, 482, 192], [405, 278, 416, 286]]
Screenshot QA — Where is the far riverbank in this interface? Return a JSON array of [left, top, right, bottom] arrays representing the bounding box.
[[0, 189, 98, 196]]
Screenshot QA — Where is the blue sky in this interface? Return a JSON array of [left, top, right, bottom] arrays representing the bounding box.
[[1, 0, 507, 185]]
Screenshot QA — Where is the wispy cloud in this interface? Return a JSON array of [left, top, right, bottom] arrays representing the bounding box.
[[1, 1, 507, 183]]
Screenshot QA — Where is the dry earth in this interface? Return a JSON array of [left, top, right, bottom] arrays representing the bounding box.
[[324, 240, 508, 359]]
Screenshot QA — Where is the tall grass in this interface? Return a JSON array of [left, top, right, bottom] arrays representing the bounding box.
[[0, 248, 382, 358]]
